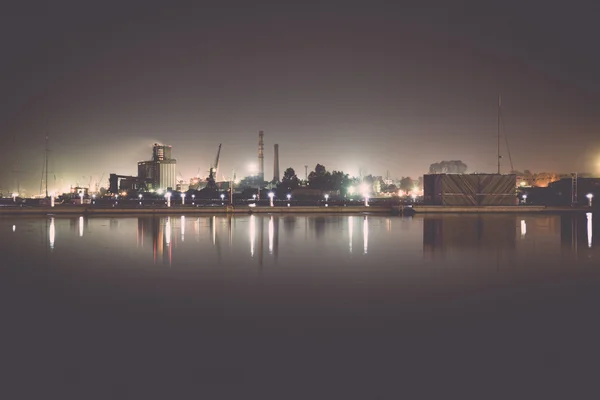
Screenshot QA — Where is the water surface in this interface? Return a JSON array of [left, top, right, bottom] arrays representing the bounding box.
[[1, 214, 598, 398]]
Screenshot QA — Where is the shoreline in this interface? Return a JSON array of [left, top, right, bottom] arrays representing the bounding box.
[[0, 205, 390, 215], [0, 205, 594, 216]]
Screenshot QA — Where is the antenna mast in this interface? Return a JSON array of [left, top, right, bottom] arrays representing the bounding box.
[[45, 135, 49, 198], [497, 94, 501, 174]]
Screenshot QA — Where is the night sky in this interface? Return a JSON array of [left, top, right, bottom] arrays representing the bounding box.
[[2, 1, 599, 194]]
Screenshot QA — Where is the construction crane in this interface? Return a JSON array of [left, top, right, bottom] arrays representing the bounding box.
[[205, 144, 222, 190]]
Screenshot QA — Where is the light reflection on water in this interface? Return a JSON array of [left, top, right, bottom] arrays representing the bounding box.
[[0, 213, 597, 269]]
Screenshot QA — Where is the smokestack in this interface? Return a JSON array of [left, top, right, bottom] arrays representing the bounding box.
[[258, 131, 264, 181], [273, 144, 280, 183]]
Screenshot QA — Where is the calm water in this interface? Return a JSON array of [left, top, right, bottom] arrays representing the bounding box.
[[1, 214, 599, 398]]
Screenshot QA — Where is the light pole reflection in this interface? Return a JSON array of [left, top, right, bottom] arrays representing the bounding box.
[[268, 215, 274, 255], [49, 217, 55, 250], [211, 216, 216, 246], [181, 215, 185, 242], [521, 220, 526, 237], [165, 217, 171, 246], [587, 212, 593, 248], [79, 216, 84, 237], [250, 215, 256, 257], [363, 216, 369, 255], [348, 216, 353, 253]]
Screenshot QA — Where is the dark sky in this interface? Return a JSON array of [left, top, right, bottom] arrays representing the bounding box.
[[2, 1, 599, 194]]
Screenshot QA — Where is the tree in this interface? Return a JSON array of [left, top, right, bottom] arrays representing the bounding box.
[[429, 160, 467, 174], [308, 164, 331, 190], [277, 167, 300, 197], [399, 177, 414, 193]]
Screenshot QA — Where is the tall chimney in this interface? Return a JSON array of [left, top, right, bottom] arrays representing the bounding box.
[[273, 144, 280, 183], [258, 131, 264, 181]]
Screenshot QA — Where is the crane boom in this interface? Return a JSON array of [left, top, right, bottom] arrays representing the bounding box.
[[213, 143, 222, 177]]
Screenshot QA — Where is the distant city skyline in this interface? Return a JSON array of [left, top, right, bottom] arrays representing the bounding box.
[[2, 1, 599, 194]]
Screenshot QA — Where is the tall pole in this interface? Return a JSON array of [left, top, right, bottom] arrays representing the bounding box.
[[45, 135, 49, 198], [497, 94, 501, 175]]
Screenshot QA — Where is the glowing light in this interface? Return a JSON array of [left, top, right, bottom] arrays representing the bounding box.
[[587, 193, 594, 207], [79, 216, 84, 237], [138, 194, 142, 199], [324, 194, 329, 201], [12, 225, 15, 232], [268, 192, 274, 198], [286, 194, 291, 200], [521, 220, 526, 237]]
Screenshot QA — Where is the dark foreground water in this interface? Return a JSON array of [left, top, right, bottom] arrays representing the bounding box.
[[1, 213, 599, 399]]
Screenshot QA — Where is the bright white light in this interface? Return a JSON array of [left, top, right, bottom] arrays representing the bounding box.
[[324, 194, 329, 201], [12, 225, 15, 232], [191, 194, 195, 199], [79, 216, 84, 237], [268, 192, 274, 198], [587, 193, 594, 199], [157, 189, 164, 195], [286, 194, 291, 200], [360, 183, 369, 195], [220, 194, 225, 200], [165, 192, 171, 198], [92, 194, 96, 199], [252, 194, 257, 200], [181, 193, 185, 198], [139, 194, 142, 199], [521, 220, 526, 237]]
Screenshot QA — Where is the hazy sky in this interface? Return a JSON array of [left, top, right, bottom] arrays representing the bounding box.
[[2, 1, 599, 194]]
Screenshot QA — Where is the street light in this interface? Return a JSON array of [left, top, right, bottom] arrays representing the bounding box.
[[138, 193, 142, 205], [220, 193, 225, 205], [287, 193, 291, 207], [586, 193, 594, 207], [268, 192, 274, 207], [191, 194, 195, 205], [522, 194, 528, 204], [181, 193, 186, 205], [324, 193, 329, 207], [165, 192, 171, 207], [252, 194, 257, 201], [79, 192, 84, 205]]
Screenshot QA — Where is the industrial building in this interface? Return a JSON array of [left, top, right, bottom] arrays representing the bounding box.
[[138, 144, 177, 191], [423, 174, 517, 206], [109, 143, 177, 194]]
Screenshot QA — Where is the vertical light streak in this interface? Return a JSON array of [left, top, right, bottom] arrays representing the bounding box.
[[250, 215, 256, 257]]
